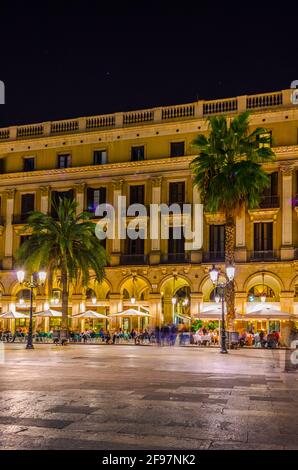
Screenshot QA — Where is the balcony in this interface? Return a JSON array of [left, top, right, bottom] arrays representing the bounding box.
[[259, 195, 280, 209], [12, 214, 29, 224], [203, 251, 225, 263], [84, 209, 107, 219], [249, 250, 279, 261], [161, 252, 190, 264], [120, 254, 148, 265]]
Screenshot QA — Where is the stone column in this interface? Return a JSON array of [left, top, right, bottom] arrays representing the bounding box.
[[35, 296, 47, 331], [235, 205, 247, 262], [148, 293, 162, 328], [111, 179, 124, 266], [40, 186, 50, 214], [149, 176, 162, 264], [75, 183, 85, 215], [190, 184, 203, 263], [163, 295, 173, 324], [108, 294, 123, 330], [71, 295, 83, 331], [280, 166, 294, 260], [280, 291, 295, 346], [3, 189, 15, 270], [190, 292, 203, 318]]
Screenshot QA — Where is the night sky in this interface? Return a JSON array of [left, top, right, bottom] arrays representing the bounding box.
[[0, 4, 296, 127]]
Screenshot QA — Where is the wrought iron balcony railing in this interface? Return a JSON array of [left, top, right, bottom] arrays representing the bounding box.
[[258, 195, 280, 209], [202, 251, 225, 262], [249, 250, 279, 261], [12, 214, 29, 224], [161, 252, 190, 264], [120, 254, 148, 265]]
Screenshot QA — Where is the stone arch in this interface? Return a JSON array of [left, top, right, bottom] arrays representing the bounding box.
[[159, 274, 192, 297], [199, 274, 239, 302], [158, 273, 193, 292], [243, 271, 284, 297], [289, 274, 298, 292], [118, 274, 151, 301]]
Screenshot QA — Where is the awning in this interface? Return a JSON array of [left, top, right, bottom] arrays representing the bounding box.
[[73, 310, 107, 319], [33, 309, 63, 317], [0, 311, 30, 319], [110, 308, 151, 317]]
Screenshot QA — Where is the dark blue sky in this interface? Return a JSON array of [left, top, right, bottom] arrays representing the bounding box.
[[0, 4, 296, 126]]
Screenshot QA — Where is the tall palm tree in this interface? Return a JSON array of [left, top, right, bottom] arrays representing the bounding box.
[[191, 111, 275, 323], [16, 197, 108, 337]]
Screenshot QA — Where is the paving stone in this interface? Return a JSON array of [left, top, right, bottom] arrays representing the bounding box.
[[0, 344, 297, 450]]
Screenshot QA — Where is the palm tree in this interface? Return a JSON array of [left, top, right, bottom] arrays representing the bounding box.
[[191, 111, 275, 323], [16, 197, 108, 337]]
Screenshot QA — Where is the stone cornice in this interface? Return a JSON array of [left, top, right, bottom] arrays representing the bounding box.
[[0, 156, 194, 188], [1, 104, 298, 153]]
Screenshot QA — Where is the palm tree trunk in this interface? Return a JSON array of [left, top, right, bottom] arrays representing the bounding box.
[[60, 266, 68, 339], [225, 217, 235, 330]]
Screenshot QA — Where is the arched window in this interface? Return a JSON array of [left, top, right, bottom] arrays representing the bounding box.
[[50, 289, 61, 305], [17, 289, 30, 304], [86, 288, 96, 300], [248, 285, 277, 302], [123, 289, 130, 299]]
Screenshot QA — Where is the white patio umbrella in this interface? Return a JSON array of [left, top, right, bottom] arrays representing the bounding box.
[[33, 309, 63, 317], [0, 311, 30, 319], [239, 307, 290, 320], [73, 310, 107, 319], [109, 308, 151, 317]]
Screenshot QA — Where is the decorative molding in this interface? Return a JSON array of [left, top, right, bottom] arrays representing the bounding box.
[[40, 185, 50, 197], [74, 182, 85, 194], [151, 176, 163, 187], [280, 164, 296, 175], [204, 212, 226, 225], [112, 178, 124, 190], [248, 208, 280, 222], [5, 188, 15, 199]]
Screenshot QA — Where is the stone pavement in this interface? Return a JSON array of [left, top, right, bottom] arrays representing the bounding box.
[[0, 343, 297, 450]]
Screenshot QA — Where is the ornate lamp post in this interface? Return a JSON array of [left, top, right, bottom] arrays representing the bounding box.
[[16, 270, 47, 349], [209, 264, 235, 354]]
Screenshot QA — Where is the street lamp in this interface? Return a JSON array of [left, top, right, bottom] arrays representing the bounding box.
[[131, 275, 136, 304], [209, 264, 235, 354], [16, 270, 47, 349]]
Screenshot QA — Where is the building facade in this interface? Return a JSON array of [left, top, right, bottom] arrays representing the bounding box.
[[0, 89, 298, 340]]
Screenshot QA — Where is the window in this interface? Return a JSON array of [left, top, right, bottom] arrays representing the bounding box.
[[93, 150, 107, 165], [168, 226, 185, 255], [260, 172, 279, 207], [21, 194, 35, 219], [57, 154, 71, 169], [51, 190, 74, 217], [169, 182, 185, 205], [131, 146, 144, 162], [254, 222, 273, 252], [0, 158, 5, 174], [126, 237, 144, 255], [86, 187, 107, 212], [23, 157, 35, 172], [170, 141, 185, 157], [130, 185, 145, 205], [20, 235, 31, 246], [257, 130, 272, 148], [209, 225, 225, 258]]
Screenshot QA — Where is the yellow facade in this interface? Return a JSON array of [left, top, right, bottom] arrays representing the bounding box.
[[0, 89, 298, 340]]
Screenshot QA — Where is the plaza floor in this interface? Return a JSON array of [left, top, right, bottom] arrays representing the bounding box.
[[0, 343, 297, 450]]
